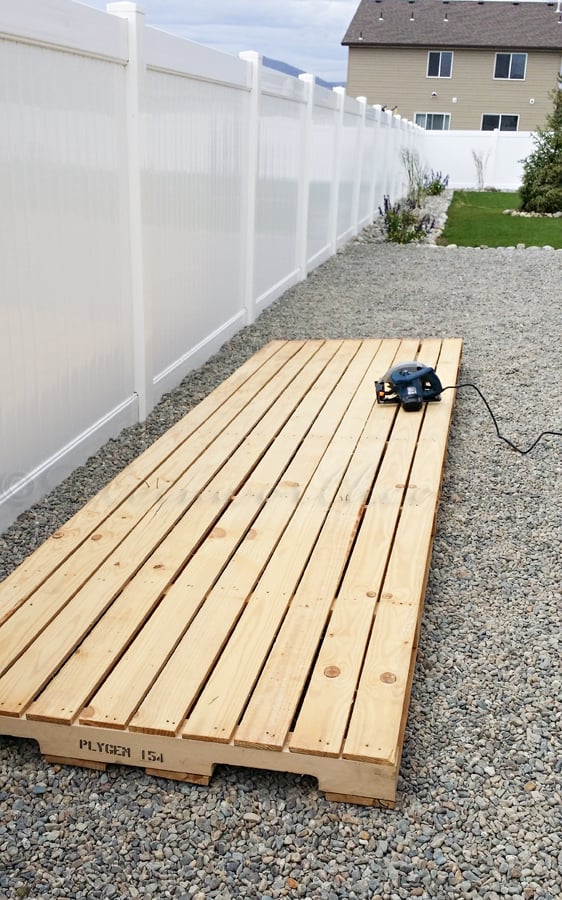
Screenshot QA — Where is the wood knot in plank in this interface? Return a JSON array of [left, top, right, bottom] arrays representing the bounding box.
[[323, 666, 341, 678], [380, 672, 396, 684]]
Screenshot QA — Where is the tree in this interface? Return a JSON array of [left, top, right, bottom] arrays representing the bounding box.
[[519, 77, 562, 213]]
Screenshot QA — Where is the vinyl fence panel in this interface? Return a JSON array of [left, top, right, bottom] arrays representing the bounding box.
[[336, 92, 364, 246], [142, 29, 249, 398], [424, 130, 534, 190], [253, 66, 307, 313], [0, 4, 136, 530], [306, 86, 339, 270]]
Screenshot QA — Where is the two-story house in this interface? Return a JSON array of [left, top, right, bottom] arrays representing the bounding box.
[[342, 0, 562, 130]]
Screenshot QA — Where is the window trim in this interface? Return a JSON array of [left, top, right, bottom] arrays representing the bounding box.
[[426, 50, 453, 79], [415, 112, 451, 131], [493, 52, 527, 81], [481, 113, 520, 132]]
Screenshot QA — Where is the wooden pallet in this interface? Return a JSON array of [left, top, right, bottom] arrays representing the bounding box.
[[0, 338, 462, 805]]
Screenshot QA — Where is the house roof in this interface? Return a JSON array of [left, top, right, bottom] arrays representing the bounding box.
[[342, 0, 562, 51]]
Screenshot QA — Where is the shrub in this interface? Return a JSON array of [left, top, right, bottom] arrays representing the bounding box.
[[423, 169, 449, 195], [401, 150, 449, 202], [519, 77, 562, 213], [379, 196, 435, 244]]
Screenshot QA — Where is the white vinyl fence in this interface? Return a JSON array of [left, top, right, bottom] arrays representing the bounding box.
[[0, 0, 536, 532], [425, 129, 534, 190]]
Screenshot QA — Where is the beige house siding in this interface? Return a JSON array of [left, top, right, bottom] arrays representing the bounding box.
[[347, 47, 562, 129]]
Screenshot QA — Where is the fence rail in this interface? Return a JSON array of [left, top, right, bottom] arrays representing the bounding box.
[[0, 0, 533, 532]]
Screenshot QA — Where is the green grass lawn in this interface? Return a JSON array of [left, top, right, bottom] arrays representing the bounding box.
[[438, 191, 562, 249]]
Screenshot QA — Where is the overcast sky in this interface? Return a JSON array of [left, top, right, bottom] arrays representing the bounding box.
[[80, 0, 549, 86], [80, 0, 361, 84]]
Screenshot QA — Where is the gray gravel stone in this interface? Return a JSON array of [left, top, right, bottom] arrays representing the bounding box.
[[1, 195, 561, 898]]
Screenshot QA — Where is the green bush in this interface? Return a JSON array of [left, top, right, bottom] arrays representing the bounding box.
[[423, 170, 449, 196], [379, 196, 435, 244], [519, 77, 562, 213]]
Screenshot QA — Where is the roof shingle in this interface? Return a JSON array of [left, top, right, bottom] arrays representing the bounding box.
[[342, 0, 562, 51]]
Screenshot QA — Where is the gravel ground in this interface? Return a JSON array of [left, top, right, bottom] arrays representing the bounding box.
[[1, 199, 561, 899]]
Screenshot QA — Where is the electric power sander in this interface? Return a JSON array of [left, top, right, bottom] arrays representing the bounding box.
[[375, 361, 443, 412]]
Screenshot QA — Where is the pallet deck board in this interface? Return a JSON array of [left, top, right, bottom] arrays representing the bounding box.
[[0, 338, 462, 805]]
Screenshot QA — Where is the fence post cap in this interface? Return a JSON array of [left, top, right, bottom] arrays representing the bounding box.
[[107, 1, 144, 13], [239, 50, 262, 63]]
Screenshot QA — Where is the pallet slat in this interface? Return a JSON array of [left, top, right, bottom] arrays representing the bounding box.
[[0, 339, 462, 805]]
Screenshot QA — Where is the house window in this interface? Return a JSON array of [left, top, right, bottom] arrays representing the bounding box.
[[481, 114, 519, 131], [427, 51, 453, 78], [415, 112, 451, 130], [494, 53, 527, 80]]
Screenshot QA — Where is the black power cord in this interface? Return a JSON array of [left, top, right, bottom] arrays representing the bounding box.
[[441, 383, 562, 455]]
